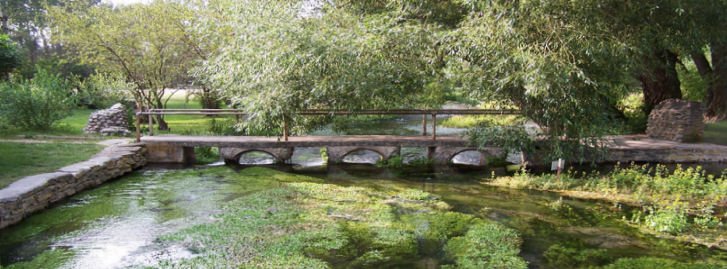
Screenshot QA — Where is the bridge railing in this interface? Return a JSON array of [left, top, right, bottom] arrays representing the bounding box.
[[135, 109, 521, 142]]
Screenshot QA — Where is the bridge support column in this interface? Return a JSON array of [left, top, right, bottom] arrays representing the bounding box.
[[146, 143, 195, 164], [429, 147, 503, 166], [326, 146, 400, 164], [219, 147, 294, 164]]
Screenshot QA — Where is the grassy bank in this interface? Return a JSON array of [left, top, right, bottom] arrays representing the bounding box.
[[439, 115, 523, 128], [704, 121, 727, 145], [0, 142, 103, 188], [485, 164, 727, 250]]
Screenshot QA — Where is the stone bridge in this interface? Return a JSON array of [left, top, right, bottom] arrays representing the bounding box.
[[141, 135, 502, 166]]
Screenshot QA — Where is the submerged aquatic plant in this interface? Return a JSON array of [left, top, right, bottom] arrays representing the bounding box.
[[154, 167, 527, 268]]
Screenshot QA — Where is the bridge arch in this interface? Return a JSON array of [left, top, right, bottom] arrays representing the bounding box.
[[431, 147, 503, 166], [326, 146, 400, 164], [341, 148, 386, 164], [219, 147, 294, 164]]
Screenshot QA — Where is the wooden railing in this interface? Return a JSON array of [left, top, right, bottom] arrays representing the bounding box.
[[135, 109, 521, 142]]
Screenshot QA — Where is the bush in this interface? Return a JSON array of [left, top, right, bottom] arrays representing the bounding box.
[[75, 72, 132, 109], [0, 68, 76, 130]]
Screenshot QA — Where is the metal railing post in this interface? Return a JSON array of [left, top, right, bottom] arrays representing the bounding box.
[[431, 113, 437, 141], [422, 114, 427, 136]]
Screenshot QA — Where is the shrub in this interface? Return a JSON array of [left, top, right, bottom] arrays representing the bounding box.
[[75, 72, 133, 109], [0, 68, 76, 130]]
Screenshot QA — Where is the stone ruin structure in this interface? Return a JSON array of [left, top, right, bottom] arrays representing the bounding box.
[[646, 99, 704, 142], [84, 103, 131, 136]]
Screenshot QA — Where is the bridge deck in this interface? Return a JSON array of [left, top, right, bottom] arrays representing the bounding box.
[[140, 135, 471, 148]]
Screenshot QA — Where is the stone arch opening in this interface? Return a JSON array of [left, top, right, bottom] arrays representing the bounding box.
[[290, 147, 326, 167], [236, 150, 278, 165], [342, 149, 385, 164], [450, 149, 483, 166]]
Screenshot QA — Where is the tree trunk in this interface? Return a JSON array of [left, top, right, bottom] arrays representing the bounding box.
[[639, 49, 683, 114], [154, 98, 170, 131], [200, 87, 221, 109], [705, 43, 727, 121], [155, 114, 169, 131]]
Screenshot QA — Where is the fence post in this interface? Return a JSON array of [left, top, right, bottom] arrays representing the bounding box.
[[135, 112, 141, 142], [283, 115, 289, 141], [431, 113, 437, 141], [148, 112, 154, 136], [422, 114, 427, 136]]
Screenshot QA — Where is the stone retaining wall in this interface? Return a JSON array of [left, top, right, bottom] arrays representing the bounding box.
[[0, 143, 146, 229]]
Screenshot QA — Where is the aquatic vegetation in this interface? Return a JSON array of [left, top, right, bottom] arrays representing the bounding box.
[[155, 167, 527, 268], [543, 244, 610, 268], [485, 164, 727, 249], [600, 257, 724, 269], [193, 146, 220, 164], [0, 249, 74, 269]]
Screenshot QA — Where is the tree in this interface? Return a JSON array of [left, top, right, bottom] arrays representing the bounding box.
[[195, 0, 447, 134], [1, 0, 99, 77], [0, 34, 21, 78], [684, 1, 727, 121], [49, 1, 198, 130], [446, 0, 634, 160]]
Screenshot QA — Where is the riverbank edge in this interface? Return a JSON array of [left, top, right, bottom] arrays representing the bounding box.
[[0, 142, 146, 229], [481, 180, 727, 251]]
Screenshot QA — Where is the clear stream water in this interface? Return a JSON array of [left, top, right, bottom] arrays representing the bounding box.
[[0, 163, 725, 268]]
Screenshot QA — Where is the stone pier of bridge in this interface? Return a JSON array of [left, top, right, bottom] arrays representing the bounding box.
[[141, 135, 500, 166]]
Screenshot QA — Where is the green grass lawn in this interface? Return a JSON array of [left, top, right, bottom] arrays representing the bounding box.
[[704, 121, 727, 145], [0, 91, 226, 138], [0, 142, 103, 188]]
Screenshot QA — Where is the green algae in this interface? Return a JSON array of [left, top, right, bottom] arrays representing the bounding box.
[[154, 168, 526, 268], [1, 165, 726, 268]]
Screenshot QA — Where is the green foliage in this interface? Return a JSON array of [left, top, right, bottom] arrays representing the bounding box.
[[440, 115, 524, 129], [442, 222, 528, 269], [489, 164, 726, 242], [74, 72, 133, 109], [543, 244, 610, 268], [195, 0, 446, 133], [642, 206, 690, 234], [194, 147, 220, 164], [48, 1, 200, 128], [616, 93, 648, 133], [0, 68, 76, 130], [601, 257, 724, 269], [467, 126, 534, 158], [677, 59, 708, 102], [0, 34, 21, 77]]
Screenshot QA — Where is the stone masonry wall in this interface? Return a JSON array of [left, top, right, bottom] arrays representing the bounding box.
[[646, 99, 704, 142], [0, 143, 146, 229], [84, 103, 131, 136]]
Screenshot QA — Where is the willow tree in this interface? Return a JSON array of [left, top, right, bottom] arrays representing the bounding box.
[[194, 0, 447, 134], [447, 0, 633, 160], [48, 1, 197, 130]]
